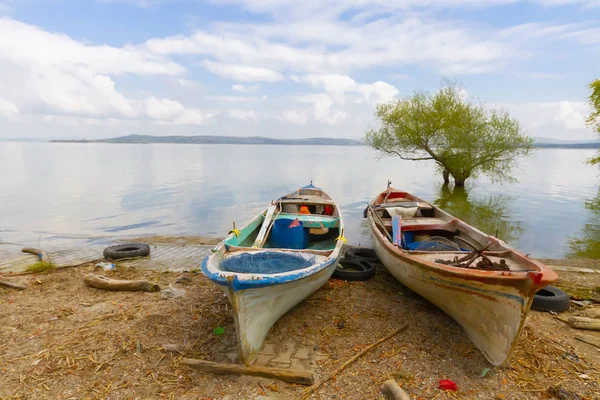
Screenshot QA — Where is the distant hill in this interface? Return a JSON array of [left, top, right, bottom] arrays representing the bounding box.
[[534, 137, 600, 148], [48, 134, 600, 148], [51, 134, 364, 146], [534, 137, 600, 145]]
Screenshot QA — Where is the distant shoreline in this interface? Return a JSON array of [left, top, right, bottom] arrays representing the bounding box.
[[4, 133, 599, 149], [48, 140, 600, 149], [49, 134, 364, 146]]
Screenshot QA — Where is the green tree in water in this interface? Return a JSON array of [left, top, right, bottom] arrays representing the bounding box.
[[567, 190, 600, 258], [586, 79, 600, 166], [434, 185, 523, 244], [365, 80, 534, 186]]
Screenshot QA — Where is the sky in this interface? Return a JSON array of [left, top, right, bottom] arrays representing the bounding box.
[[0, 0, 598, 140]]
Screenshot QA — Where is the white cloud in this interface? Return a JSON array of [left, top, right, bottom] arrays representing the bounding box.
[[232, 83, 261, 93], [0, 96, 18, 117], [390, 73, 415, 80], [0, 18, 221, 128], [0, 18, 183, 76], [210, 0, 600, 15], [146, 21, 508, 75], [227, 109, 258, 121], [202, 60, 283, 82], [516, 71, 563, 79], [294, 74, 399, 104], [173, 109, 215, 125], [1, 2, 598, 140], [296, 93, 348, 125], [141, 1, 600, 78], [280, 109, 307, 125], [560, 27, 600, 45], [143, 97, 186, 120], [207, 95, 259, 103], [498, 101, 592, 140]]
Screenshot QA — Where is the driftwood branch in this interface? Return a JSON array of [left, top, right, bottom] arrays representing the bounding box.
[[381, 380, 412, 400], [84, 274, 161, 292], [580, 308, 600, 319], [180, 359, 314, 385], [569, 316, 600, 331], [22, 247, 50, 262], [575, 335, 600, 350], [0, 279, 27, 290], [297, 322, 410, 400]]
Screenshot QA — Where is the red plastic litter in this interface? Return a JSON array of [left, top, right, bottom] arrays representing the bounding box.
[[439, 380, 458, 391], [288, 218, 301, 228]]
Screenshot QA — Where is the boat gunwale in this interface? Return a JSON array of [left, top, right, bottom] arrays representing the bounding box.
[[367, 189, 557, 288], [201, 186, 345, 291]]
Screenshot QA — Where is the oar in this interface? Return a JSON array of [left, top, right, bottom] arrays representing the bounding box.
[[254, 202, 282, 248], [368, 203, 393, 242]]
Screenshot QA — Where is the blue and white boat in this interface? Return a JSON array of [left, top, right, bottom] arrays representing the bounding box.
[[201, 184, 345, 365]]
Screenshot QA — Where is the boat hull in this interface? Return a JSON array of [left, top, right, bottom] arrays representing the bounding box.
[[202, 183, 344, 365], [217, 260, 338, 365], [370, 226, 533, 366]]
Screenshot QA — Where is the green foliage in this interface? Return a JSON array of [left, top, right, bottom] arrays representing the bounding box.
[[365, 79, 534, 186], [586, 79, 600, 166], [567, 190, 600, 259], [213, 326, 225, 336], [26, 261, 56, 273]]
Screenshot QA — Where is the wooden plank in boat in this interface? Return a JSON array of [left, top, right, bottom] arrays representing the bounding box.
[[278, 199, 336, 206], [384, 217, 451, 231], [275, 213, 339, 228], [379, 201, 433, 210]]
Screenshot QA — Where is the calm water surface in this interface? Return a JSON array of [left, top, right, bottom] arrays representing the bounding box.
[[0, 143, 598, 259]]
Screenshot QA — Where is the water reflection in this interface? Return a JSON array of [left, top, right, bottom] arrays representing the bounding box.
[[433, 185, 523, 244], [567, 190, 600, 259], [0, 143, 598, 258]]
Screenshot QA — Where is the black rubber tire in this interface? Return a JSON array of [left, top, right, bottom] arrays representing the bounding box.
[[332, 258, 375, 281], [103, 243, 151, 260], [531, 286, 570, 313], [344, 247, 379, 264]]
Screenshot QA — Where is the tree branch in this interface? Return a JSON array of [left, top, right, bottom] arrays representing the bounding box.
[[383, 148, 434, 161]]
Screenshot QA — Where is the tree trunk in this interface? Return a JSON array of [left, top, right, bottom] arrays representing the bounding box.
[[442, 169, 450, 184], [453, 172, 470, 187]]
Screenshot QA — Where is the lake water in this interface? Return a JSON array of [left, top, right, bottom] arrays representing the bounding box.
[[0, 143, 598, 259]]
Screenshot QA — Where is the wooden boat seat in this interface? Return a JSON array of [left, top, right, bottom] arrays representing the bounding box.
[[278, 198, 336, 206], [378, 201, 433, 210], [383, 217, 455, 232], [275, 213, 340, 228]]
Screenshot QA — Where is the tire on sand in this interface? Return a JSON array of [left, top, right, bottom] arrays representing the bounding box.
[[103, 243, 151, 260], [344, 247, 380, 264], [531, 286, 570, 313], [332, 258, 375, 281]]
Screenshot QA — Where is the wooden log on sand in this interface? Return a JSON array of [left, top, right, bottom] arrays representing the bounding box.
[[575, 335, 600, 350], [568, 316, 600, 331], [180, 359, 315, 385], [0, 280, 27, 290], [580, 308, 600, 319], [84, 274, 161, 292], [381, 380, 412, 400], [22, 247, 50, 262]]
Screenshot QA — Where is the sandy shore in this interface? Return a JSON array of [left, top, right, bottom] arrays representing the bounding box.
[[1, 239, 599, 399]]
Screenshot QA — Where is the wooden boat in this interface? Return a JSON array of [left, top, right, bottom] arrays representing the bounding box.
[[366, 184, 557, 366], [202, 183, 345, 365]]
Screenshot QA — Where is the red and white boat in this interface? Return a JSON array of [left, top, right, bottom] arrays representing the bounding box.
[[366, 184, 557, 366]]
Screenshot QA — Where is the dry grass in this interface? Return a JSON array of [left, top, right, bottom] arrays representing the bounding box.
[[1, 261, 599, 399]]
